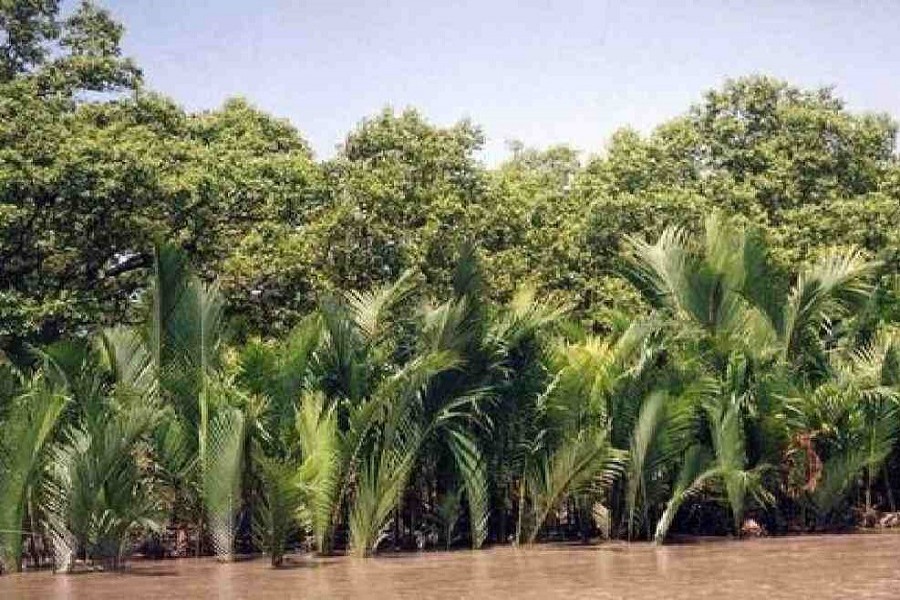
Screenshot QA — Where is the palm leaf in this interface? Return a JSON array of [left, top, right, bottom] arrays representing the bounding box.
[[296, 391, 340, 554], [448, 427, 489, 548], [654, 445, 716, 543], [347, 351, 459, 556], [253, 453, 303, 566], [0, 377, 66, 572], [524, 429, 624, 543], [345, 269, 416, 343], [202, 404, 246, 560], [783, 248, 878, 366]]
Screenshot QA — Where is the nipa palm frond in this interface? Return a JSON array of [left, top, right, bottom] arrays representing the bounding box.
[[296, 391, 340, 554], [253, 452, 303, 566], [202, 405, 246, 560], [0, 377, 66, 572], [524, 429, 624, 543]]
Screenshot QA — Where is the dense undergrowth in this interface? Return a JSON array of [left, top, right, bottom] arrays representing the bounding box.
[[2, 214, 900, 572]]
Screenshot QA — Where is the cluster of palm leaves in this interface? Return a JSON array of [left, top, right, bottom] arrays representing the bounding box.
[[2, 213, 899, 573], [621, 214, 899, 540]]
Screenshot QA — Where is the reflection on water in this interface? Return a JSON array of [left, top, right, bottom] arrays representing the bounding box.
[[2, 534, 899, 599]]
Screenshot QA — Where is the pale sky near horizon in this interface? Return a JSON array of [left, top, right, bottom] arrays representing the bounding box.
[[95, 1, 899, 164]]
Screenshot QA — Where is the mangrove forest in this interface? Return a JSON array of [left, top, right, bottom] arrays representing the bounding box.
[[2, 0, 900, 588]]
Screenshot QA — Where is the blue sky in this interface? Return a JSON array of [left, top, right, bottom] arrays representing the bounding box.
[[96, 0, 899, 164]]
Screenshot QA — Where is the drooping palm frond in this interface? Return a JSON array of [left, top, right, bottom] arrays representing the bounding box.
[[36, 340, 108, 426], [489, 285, 570, 350], [447, 427, 489, 548], [811, 385, 899, 517], [523, 429, 624, 543], [347, 351, 460, 556], [704, 397, 774, 533], [840, 329, 900, 389], [37, 339, 95, 388], [420, 297, 477, 356], [782, 248, 878, 369], [0, 377, 67, 573], [735, 225, 786, 336], [707, 400, 748, 531], [238, 315, 323, 455], [652, 390, 774, 544], [626, 391, 667, 540], [545, 318, 660, 440], [625, 215, 783, 353], [348, 383, 425, 556], [625, 390, 695, 539], [624, 225, 694, 315], [319, 297, 370, 403], [145, 244, 245, 561], [786, 368, 900, 519], [348, 424, 421, 556], [97, 327, 157, 405], [345, 269, 416, 344], [148, 243, 226, 431], [654, 445, 715, 543]]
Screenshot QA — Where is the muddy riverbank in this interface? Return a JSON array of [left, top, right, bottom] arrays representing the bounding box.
[[2, 533, 899, 599]]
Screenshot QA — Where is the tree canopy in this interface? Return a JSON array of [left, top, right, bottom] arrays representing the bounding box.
[[1, 3, 898, 354]]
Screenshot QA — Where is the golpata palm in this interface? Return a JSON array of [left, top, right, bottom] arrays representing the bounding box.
[[1, 244, 247, 571], [146, 245, 249, 561], [34, 329, 164, 572], [236, 259, 477, 558], [624, 213, 879, 541], [783, 329, 900, 523], [0, 373, 66, 573], [236, 268, 422, 557], [329, 249, 496, 556], [513, 319, 661, 543], [413, 246, 573, 549], [244, 245, 570, 557]]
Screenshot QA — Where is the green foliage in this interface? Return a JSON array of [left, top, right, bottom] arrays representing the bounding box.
[[296, 391, 339, 554], [1, 214, 900, 568], [3, 65, 900, 348], [626, 215, 884, 542], [654, 445, 715, 543], [200, 388, 246, 561], [522, 429, 624, 544], [625, 390, 691, 540], [44, 392, 163, 571], [347, 350, 460, 556], [431, 486, 463, 550], [0, 376, 66, 572], [252, 453, 302, 567], [447, 428, 489, 549], [3, 3, 900, 569]]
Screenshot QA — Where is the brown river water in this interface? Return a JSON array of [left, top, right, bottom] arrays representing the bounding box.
[[1, 533, 899, 599]]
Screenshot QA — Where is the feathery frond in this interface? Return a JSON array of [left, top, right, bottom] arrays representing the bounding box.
[[0, 377, 66, 572]]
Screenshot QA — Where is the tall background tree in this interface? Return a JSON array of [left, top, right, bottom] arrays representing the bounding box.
[[3, 13, 898, 351]]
